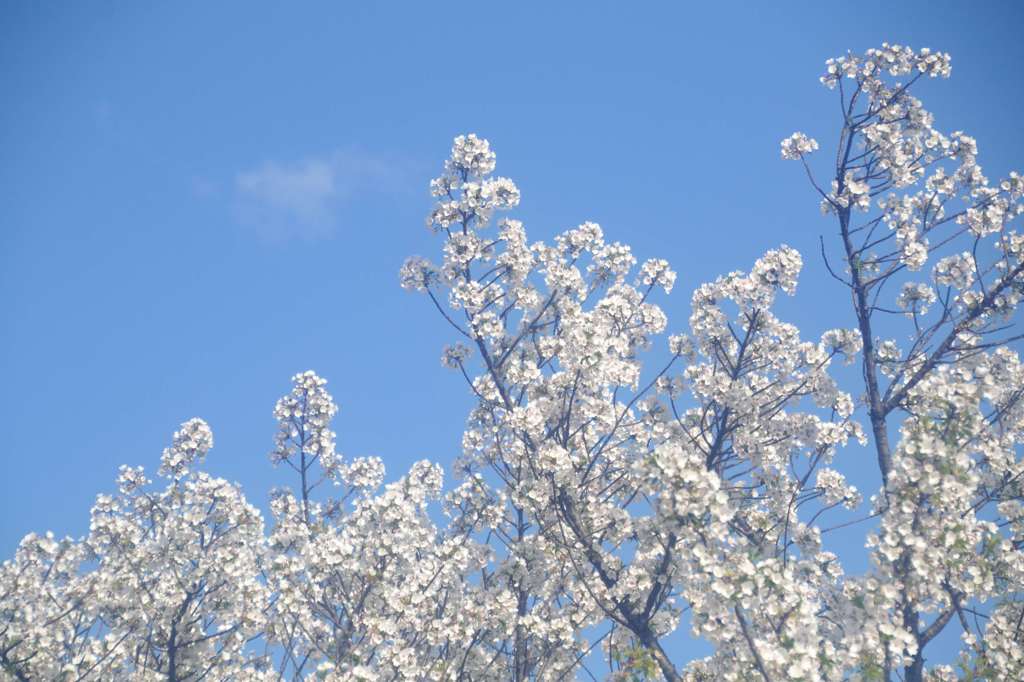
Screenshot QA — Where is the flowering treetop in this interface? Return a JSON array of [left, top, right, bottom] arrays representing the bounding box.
[[1, 44, 1022, 682]]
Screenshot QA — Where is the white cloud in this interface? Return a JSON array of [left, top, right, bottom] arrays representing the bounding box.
[[233, 150, 404, 241]]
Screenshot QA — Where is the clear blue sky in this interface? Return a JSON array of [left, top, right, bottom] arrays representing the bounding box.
[[2, 0, 1022, 589]]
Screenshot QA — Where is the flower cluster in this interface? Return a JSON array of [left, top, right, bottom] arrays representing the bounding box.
[[270, 370, 339, 472], [780, 132, 819, 160], [158, 417, 213, 478]]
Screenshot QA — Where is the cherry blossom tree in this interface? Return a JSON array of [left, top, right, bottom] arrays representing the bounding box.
[[782, 43, 1024, 681], [1, 419, 273, 680], [2, 44, 1021, 681], [262, 371, 498, 679]]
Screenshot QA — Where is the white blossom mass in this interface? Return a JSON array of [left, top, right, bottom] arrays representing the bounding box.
[[2, 44, 1023, 681]]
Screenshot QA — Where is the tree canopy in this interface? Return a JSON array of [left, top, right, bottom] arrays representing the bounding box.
[[3, 43, 1023, 682]]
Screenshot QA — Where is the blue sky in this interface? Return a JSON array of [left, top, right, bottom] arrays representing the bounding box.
[[1, 0, 1021, 627]]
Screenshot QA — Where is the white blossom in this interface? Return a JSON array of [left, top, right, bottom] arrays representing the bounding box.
[[780, 132, 819, 160]]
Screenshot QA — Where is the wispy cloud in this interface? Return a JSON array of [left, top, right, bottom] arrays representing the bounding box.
[[232, 150, 407, 241]]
